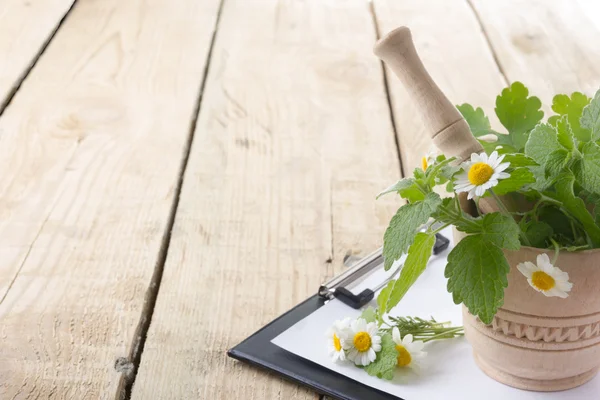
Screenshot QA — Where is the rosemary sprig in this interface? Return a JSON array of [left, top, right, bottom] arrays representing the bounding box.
[[381, 316, 464, 343]]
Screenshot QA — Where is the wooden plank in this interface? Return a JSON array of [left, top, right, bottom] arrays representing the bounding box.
[[0, 0, 221, 398], [0, 0, 75, 110], [372, 0, 507, 171], [469, 0, 600, 108], [130, 0, 401, 398]]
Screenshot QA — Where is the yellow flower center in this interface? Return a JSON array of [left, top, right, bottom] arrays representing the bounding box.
[[333, 334, 342, 352], [395, 344, 412, 367], [421, 156, 428, 171], [531, 271, 556, 291], [468, 162, 494, 185], [353, 332, 372, 352]]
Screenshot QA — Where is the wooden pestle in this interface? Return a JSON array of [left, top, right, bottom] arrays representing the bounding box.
[[373, 27, 483, 162]]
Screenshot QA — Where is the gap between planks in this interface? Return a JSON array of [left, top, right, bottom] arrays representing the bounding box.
[[464, 0, 509, 86], [0, 0, 79, 118], [368, 0, 405, 178], [115, 0, 227, 398]]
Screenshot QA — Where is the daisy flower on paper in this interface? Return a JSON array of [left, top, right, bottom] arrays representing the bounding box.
[[454, 151, 510, 199], [325, 318, 351, 362], [517, 253, 573, 298], [392, 327, 427, 370], [344, 318, 382, 366]]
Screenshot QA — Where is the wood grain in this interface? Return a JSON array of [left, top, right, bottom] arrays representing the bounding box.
[[469, 0, 600, 110], [0, 0, 75, 110], [372, 0, 507, 171], [130, 0, 402, 398], [0, 0, 221, 398]]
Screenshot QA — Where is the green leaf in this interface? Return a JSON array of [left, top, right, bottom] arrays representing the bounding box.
[[495, 82, 544, 150], [445, 235, 510, 324], [549, 92, 591, 142], [551, 172, 600, 246], [524, 123, 562, 166], [555, 115, 575, 150], [522, 220, 553, 248], [545, 149, 570, 177], [377, 281, 394, 315], [385, 233, 436, 312], [501, 153, 538, 167], [457, 104, 493, 137], [377, 178, 416, 200], [573, 142, 600, 194], [493, 167, 536, 195], [529, 165, 555, 192], [364, 333, 398, 380], [383, 193, 442, 270], [454, 212, 521, 250], [582, 89, 600, 141], [538, 206, 573, 239], [360, 307, 378, 324]]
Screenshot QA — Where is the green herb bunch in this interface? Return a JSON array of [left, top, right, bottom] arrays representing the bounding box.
[[377, 82, 600, 324]]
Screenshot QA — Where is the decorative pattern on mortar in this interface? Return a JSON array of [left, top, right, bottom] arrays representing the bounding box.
[[491, 315, 600, 343]]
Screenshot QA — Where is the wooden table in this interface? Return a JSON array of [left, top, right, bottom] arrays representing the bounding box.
[[1, 0, 599, 398]]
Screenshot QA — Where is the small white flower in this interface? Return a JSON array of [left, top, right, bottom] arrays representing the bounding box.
[[343, 318, 382, 366], [391, 327, 427, 370], [325, 318, 351, 362], [517, 253, 573, 298], [454, 151, 510, 199]]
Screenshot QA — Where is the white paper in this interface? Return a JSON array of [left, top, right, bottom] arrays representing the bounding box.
[[272, 228, 600, 399]]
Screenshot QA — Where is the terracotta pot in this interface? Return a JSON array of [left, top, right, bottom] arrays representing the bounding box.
[[454, 229, 600, 391]]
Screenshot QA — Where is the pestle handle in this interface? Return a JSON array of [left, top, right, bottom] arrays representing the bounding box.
[[373, 27, 483, 161]]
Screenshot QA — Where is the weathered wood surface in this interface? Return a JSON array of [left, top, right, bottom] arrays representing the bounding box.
[[0, 0, 221, 398], [0, 0, 75, 110], [130, 0, 402, 398], [1, 1, 600, 399]]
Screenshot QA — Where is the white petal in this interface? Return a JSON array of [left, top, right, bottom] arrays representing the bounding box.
[[496, 172, 510, 179], [366, 322, 378, 336], [517, 261, 537, 278], [470, 153, 480, 163], [467, 188, 476, 200], [403, 334, 414, 345], [338, 350, 346, 361], [495, 162, 510, 172], [372, 343, 382, 352], [475, 185, 486, 196], [392, 327, 401, 344], [408, 340, 425, 352], [368, 348, 377, 362], [488, 151, 498, 166], [371, 335, 381, 345], [546, 287, 569, 298], [361, 352, 370, 366]]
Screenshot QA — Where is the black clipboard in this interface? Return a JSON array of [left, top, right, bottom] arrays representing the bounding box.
[[227, 233, 450, 400], [227, 294, 401, 400]]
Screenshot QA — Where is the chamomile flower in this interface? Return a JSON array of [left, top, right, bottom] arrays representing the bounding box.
[[454, 151, 510, 199], [421, 152, 436, 171], [326, 318, 351, 362], [344, 318, 381, 366], [392, 327, 426, 370], [517, 253, 573, 298]]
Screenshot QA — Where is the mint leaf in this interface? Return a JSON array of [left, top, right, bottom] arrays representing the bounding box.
[[556, 115, 575, 150], [445, 235, 510, 324], [495, 82, 544, 150], [493, 167, 536, 195], [530, 165, 555, 191], [454, 213, 520, 250], [383, 193, 442, 270], [377, 178, 416, 199], [386, 233, 436, 312], [581, 89, 600, 141], [364, 333, 398, 380], [457, 104, 493, 137], [377, 281, 394, 315], [522, 220, 553, 248], [360, 307, 378, 324], [545, 149, 571, 177], [501, 153, 538, 167], [573, 142, 600, 194], [551, 172, 600, 246], [549, 92, 591, 142], [524, 123, 562, 166]]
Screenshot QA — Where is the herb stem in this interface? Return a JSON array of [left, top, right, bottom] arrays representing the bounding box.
[[550, 238, 560, 265], [422, 327, 464, 343]]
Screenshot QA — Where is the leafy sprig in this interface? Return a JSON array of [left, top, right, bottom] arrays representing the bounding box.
[[377, 82, 600, 324]]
